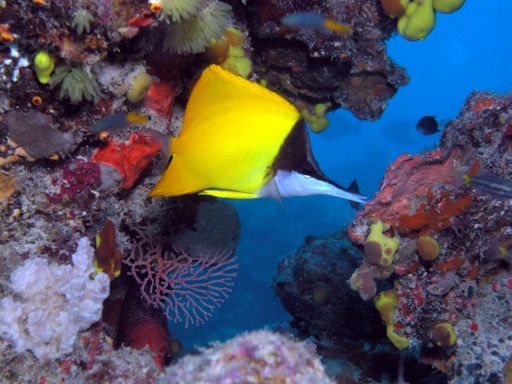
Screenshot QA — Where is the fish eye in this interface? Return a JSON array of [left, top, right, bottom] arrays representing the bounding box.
[[164, 353, 173, 366]]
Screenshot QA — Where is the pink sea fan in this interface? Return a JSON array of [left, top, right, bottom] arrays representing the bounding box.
[[124, 231, 238, 328]]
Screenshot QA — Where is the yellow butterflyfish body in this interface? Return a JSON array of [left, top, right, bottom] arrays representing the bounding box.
[[149, 65, 365, 205]]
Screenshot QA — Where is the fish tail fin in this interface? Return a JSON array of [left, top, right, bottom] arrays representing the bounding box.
[[347, 179, 364, 210]]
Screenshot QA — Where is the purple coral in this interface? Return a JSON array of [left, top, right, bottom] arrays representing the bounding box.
[[124, 231, 238, 328]]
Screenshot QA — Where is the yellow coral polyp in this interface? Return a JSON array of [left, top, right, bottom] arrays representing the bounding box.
[[220, 56, 253, 79], [374, 289, 410, 350], [206, 27, 252, 78], [433, 0, 465, 13], [301, 103, 332, 133], [33, 51, 55, 84], [364, 220, 400, 267], [224, 27, 245, 47], [127, 71, 153, 103], [397, 0, 436, 41]]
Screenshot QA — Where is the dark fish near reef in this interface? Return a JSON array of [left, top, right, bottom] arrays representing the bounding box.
[[116, 285, 173, 370], [416, 115, 440, 135], [90, 111, 148, 134], [463, 173, 512, 199], [149, 65, 365, 205], [281, 12, 353, 35], [486, 243, 512, 272]]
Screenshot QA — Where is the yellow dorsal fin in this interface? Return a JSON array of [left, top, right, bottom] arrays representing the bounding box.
[[149, 65, 301, 198]]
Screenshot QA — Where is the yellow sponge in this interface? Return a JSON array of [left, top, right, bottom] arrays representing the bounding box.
[[374, 289, 410, 350], [364, 220, 400, 267], [34, 51, 55, 84]]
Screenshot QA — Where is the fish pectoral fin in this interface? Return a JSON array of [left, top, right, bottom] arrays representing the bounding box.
[[199, 189, 260, 199]]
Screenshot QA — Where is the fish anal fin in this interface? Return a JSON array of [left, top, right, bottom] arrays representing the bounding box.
[[200, 190, 259, 199]]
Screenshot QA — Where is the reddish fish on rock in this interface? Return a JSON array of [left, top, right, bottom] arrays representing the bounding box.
[[116, 284, 174, 370]]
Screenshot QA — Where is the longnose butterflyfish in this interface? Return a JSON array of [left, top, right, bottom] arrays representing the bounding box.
[[149, 65, 365, 204]]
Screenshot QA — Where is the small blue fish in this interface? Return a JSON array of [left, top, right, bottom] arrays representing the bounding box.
[[281, 12, 352, 35], [90, 111, 148, 134], [463, 173, 512, 199]]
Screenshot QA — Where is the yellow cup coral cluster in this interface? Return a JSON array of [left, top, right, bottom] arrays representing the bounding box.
[[433, 0, 465, 13], [204, 27, 252, 78], [380, 0, 465, 40], [301, 103, 332, 133], [397, 0, 436, 41]]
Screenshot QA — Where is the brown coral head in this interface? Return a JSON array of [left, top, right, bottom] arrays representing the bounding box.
[[379, 0, 407, 18], [432, 323, 457, 348], [417, 236, 440, 261], [364, 240, 383, 265], [349, 264, 377, 301]]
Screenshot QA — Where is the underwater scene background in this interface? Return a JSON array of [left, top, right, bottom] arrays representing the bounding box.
[[1, 0, 512, 383], [177, 0, 512, 345]]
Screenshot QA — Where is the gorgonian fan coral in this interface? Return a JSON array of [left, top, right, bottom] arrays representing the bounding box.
[[124, 230, 238, 328]]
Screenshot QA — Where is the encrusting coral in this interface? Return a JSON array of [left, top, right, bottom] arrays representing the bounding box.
[[0, 238, 110, 360], [49, 66, 101, 104], [71, 9, 95, 35], [163, 1, 233, 54]]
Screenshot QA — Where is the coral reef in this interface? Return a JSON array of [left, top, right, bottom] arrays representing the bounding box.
[[0, 0, 496, 382], [246, 0, 408, 120], [273, 230, 443, 382], [347, 91, 512, 382]]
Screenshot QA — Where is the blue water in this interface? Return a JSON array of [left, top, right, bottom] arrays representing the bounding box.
[[172, 0, 512, 348]]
